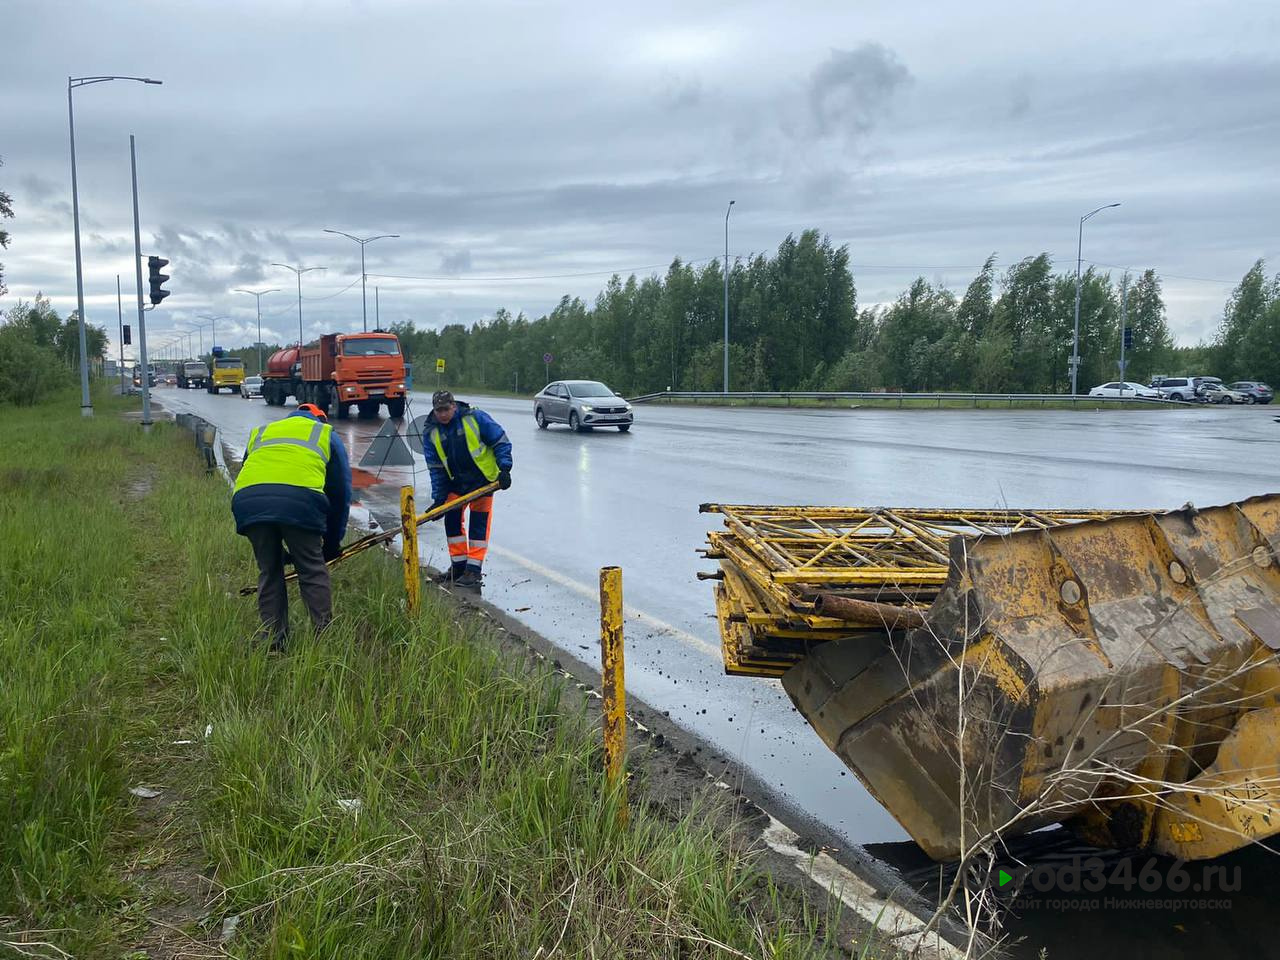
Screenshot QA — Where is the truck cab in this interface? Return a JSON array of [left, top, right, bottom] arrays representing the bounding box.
[[179, 361, 209, 389], [208, 355, 246, 394]]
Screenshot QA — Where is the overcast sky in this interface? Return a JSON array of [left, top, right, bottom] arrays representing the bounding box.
[[3, 0, 1278, 359]]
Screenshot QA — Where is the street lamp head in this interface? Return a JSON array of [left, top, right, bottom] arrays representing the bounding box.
[[143, 79, 163, 85]]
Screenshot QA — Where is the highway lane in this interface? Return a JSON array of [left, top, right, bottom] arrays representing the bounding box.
[[157, 384, 1280, 856]]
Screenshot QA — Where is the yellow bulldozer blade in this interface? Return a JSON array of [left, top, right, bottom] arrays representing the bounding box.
[[703, 495, 1280, 861]]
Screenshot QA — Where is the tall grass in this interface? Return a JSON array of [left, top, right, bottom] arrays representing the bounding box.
[[0, 387, 852, 958]]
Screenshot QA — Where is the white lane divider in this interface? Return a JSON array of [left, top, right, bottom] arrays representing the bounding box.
[[760, 816, 963, 959]]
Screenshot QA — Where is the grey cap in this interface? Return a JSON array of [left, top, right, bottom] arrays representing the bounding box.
[[432, 389, 455, 409]]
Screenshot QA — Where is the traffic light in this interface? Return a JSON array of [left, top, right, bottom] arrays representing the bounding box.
[[1123, 327, 1133, 350], [123, 324, 131, 345], [147, 256, 170, 306]]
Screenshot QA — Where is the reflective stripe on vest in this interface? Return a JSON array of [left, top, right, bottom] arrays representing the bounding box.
[[429, 414, 499, 482], [233, 417, 332, 495]]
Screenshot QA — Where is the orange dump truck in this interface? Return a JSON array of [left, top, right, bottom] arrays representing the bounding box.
[[262, 331, 407, 418]]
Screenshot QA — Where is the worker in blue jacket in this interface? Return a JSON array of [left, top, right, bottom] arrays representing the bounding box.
[[232, 403, 352, 648], [422, 390, 513, 587]]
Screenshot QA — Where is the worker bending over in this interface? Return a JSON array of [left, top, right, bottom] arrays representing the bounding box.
[[422, 390, 513, 586], [231, 402, 351, 649]]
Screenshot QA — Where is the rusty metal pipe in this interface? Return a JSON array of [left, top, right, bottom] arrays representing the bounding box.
[[812, 592, 925, 629]]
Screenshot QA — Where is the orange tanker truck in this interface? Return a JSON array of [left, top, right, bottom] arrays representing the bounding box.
[[262, 331, 407, 419]]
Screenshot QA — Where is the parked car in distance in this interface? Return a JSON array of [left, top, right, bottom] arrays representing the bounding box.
[[1088, 381, 1161, 399], [1150, 376, 1209, 402], [240, 375, 264, 399], [1198, 382, 1245, 404], [1228, 381, 1274, 404], [534, 380, 634, 432]]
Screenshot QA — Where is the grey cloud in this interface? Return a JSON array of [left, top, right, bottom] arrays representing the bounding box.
[[807, 44, 912, 140], [438, 248, 473, 274]]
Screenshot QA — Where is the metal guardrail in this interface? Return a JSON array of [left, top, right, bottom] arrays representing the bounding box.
[[628, 390, 1172, 407]]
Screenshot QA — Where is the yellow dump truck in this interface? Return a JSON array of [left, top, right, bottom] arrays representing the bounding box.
[[207, 351, 245, 395], [702, 496, 1280, 861]]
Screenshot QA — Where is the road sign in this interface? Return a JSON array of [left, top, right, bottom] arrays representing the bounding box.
[[436, 358, 445, 373], [543, 353, 553, 364]]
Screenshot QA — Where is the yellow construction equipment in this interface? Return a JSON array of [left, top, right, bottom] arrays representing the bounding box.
[[701, 496, 1280, 861]]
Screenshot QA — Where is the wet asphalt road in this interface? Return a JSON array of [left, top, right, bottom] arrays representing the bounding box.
[[157, 385, 1280, 853]]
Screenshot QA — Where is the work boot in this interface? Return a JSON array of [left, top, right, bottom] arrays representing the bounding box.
[[454, 567, 483, 588], [432, 564, 467, 583]]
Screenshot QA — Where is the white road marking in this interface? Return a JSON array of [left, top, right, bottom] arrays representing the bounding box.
[[760, 816, 963, 959], [486, 543, 723, 658]]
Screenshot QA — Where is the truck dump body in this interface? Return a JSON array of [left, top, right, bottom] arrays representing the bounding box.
[[703, 496, 1280, 861]]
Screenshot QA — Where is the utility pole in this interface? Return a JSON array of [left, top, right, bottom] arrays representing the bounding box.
[[129, 135, 152, 430], [67, 74, 162, 417], [723, 199, 735, 394], [322, 229, 398, 332], [1119, 273, 1130, 389], [273, 262, 324, 346], [1070, 202, 1121, 395], [375, 286, 380, 329], [234, 287, 278, 374], [117, 274, 126, 395]]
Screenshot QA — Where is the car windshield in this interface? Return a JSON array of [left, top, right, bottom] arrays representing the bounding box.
[[215, 359, 243, 368], [568, 381, 613, 398], [246, 376, 263, 383], [342, 338, 400, 356]]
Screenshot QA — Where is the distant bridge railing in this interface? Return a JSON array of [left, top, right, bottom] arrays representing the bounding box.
[[627, 390, 1172, 407]]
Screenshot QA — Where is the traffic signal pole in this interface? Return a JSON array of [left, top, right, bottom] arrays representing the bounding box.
[[129, 135, 152, 430]]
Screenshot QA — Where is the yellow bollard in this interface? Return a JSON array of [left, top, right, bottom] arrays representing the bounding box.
[[600, 566, 627, 823], [401, 485, 420, 614]]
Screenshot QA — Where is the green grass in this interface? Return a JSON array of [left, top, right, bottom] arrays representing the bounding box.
[[0, 385, 856, 958]]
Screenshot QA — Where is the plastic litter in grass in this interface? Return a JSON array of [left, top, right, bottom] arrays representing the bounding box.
[[129, 786, 163, 799], [219, 915, 241, 943], [336, 798, 363, 814]]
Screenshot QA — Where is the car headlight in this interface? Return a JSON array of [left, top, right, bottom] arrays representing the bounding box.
[[397, 383, 405, 390], [581, 404, 594, 412], [624, 403, 632, 411]]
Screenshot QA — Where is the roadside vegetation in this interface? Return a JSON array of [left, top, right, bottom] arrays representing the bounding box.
[[391, 236, 1280, 400], [0, 386, 858, 959]]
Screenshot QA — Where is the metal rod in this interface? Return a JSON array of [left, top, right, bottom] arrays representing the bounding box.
[[812, 592, 925, 629], [600, 565, 628, 824], [129, 134, 152, 428]]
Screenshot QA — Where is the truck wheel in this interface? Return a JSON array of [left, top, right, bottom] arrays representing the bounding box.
[[386, 398, 406, 418], [357, 401, 379, 419], [335, 401, 349, 419]]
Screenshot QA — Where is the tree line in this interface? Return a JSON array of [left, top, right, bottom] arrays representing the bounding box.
[[3, 231, 1277, 407], [389, 231, 1277, 396]]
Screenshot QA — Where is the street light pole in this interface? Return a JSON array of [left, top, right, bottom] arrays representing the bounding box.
[[116, 274, 126, 395], [1070, 202, 1121, 395], [273, 263, 324, 346], [129, 134, 153, 430], [67, 75, 162, 417], [197, 314, 228, 357], [234, 288, 278, 374], [322, 229, 399, 333], [723, 199, 735, 394]]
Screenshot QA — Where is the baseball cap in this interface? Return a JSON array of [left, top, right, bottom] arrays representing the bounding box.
[[432, 390, 455, 409]]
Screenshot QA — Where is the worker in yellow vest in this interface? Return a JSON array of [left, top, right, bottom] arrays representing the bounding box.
[[422, 390, 513, 587], [231, 403, 352, 650]]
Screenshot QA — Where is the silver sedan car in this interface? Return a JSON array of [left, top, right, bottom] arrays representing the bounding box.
[[534, 380, 633, 432]]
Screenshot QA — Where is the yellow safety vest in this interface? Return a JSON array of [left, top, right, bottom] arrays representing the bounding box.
[[429, 414, 499, 482], [233, 416, 332, 495]]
